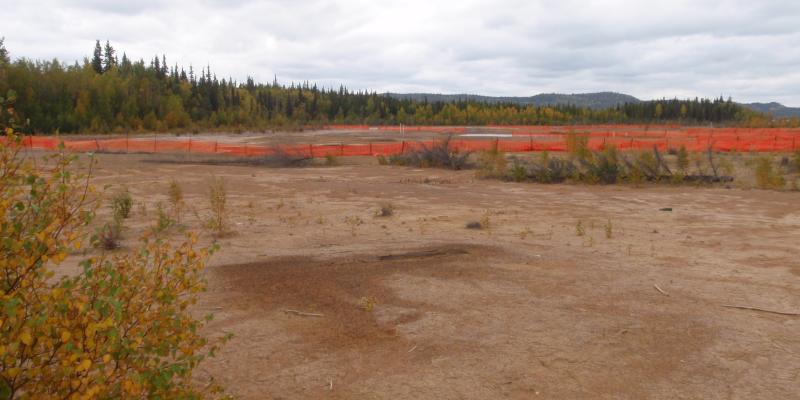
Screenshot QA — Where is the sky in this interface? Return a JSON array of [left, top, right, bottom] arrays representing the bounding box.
[[3, 0, 800, 105]]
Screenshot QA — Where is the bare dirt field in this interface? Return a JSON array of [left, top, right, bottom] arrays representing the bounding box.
[[63, 152, 799, 399]]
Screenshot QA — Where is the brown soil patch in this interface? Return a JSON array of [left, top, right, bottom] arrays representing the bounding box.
[[58, 152, 800, 399]]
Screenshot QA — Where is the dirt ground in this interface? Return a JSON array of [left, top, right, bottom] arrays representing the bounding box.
[[63, 152, 799, 399]]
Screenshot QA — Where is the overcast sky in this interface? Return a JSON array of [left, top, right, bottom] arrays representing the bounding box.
[[3, 0, 800, 105]]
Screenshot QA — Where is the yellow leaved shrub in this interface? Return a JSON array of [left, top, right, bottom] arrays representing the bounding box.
[[0, 104, 229, 398]]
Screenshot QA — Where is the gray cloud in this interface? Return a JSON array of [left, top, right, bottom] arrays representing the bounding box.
[[2, 0, 799, 105]]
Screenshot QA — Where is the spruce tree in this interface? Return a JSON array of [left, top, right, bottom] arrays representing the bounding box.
[[103, 41, 116, 72], [0, 37, 9, 66], [91, 40, 103, 74]]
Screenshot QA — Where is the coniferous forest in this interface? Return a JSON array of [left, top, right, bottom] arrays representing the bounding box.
[[0, 39, 788, 135]]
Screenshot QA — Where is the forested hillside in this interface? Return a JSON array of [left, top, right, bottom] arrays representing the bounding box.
[[0, 39, 787, 134], [386, 92, 641, 109]]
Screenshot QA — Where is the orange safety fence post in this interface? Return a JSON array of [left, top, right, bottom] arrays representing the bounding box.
[[188, 138, 192, 153], [309, 144, 314, 158], [340, 143, 344, 156], [214, 141, 218, 153], [369, 142, 373, 155]]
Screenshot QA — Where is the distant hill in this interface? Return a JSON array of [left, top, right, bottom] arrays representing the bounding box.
[[742, 102, 800, 118], [384, 92, 641, 110], [387, 92, 800, 118]]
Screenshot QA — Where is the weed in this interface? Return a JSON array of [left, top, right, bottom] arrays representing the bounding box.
[[152, 202, 174, 235], [476, 141, 507, 178], [566, 131, 591, 161], [376, 203, 395, 217], [359, 296, 377, 311], [94, 216, 123, 250], [791, 150, 800, 173], [465, 221, 483, 230], [754, 156, 785, 189], [168, 179, 184, 222], [376, 155, 389, 165], [604, 218, 613, 239], [676, 146, 689, 173], [324, 154, 339, 166], [344, 215, 364, 236], [208, 177, 229, 236], [110, 188, 133, 219], [480, 215, 491, 231], [575, 220, 585, 236]]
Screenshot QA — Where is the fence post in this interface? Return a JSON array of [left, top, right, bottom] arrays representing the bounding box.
[[309, 144, 313, 158], [188, 138, 192, 153], [95, 139, 100, 151], [340, 143, 344, 156], [401, 141, 405, 153], [126, 132, 129, 153], [214, 141, 218, 153], [153, 134, 157, 152], [529, 134, 533, 151], [369, 142, 373, 155]]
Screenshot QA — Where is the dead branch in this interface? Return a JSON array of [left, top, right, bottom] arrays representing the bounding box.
[[722, 304, 799, 317], [653, 146, 672, 176], [707, 146, 719, 178], [653, 284, 669, 296], [283, 309, 324, 317]]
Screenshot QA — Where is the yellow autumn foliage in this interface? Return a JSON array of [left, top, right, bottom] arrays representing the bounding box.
[[1, 111, 229, 398]]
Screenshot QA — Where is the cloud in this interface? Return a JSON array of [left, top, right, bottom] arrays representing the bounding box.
[[2, 0, 799, 105]]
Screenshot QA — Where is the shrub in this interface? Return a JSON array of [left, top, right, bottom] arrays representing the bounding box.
[[754, 156, 785, 189], [508, 161, 528, 182], [110, 189, 133, 220], [580, 145, 620, 184], [530, 153, 574, 183], [376, 155, 389, 165], [0, 133, 228, 398], [388, 135, 471, 170]]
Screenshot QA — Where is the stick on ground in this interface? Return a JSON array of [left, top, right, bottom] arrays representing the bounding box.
[[653, 284, 669, 296], [722, 304, 800, 317], [283, 309, 324, 317]]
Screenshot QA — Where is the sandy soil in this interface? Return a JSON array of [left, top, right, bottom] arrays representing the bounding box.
[[66, 152, 799, 399]]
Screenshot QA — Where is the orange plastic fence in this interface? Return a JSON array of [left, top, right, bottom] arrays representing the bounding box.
[[8, 126, 800, 158]]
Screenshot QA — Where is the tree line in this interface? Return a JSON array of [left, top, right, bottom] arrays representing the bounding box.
[[0, 39, 791, 135]]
